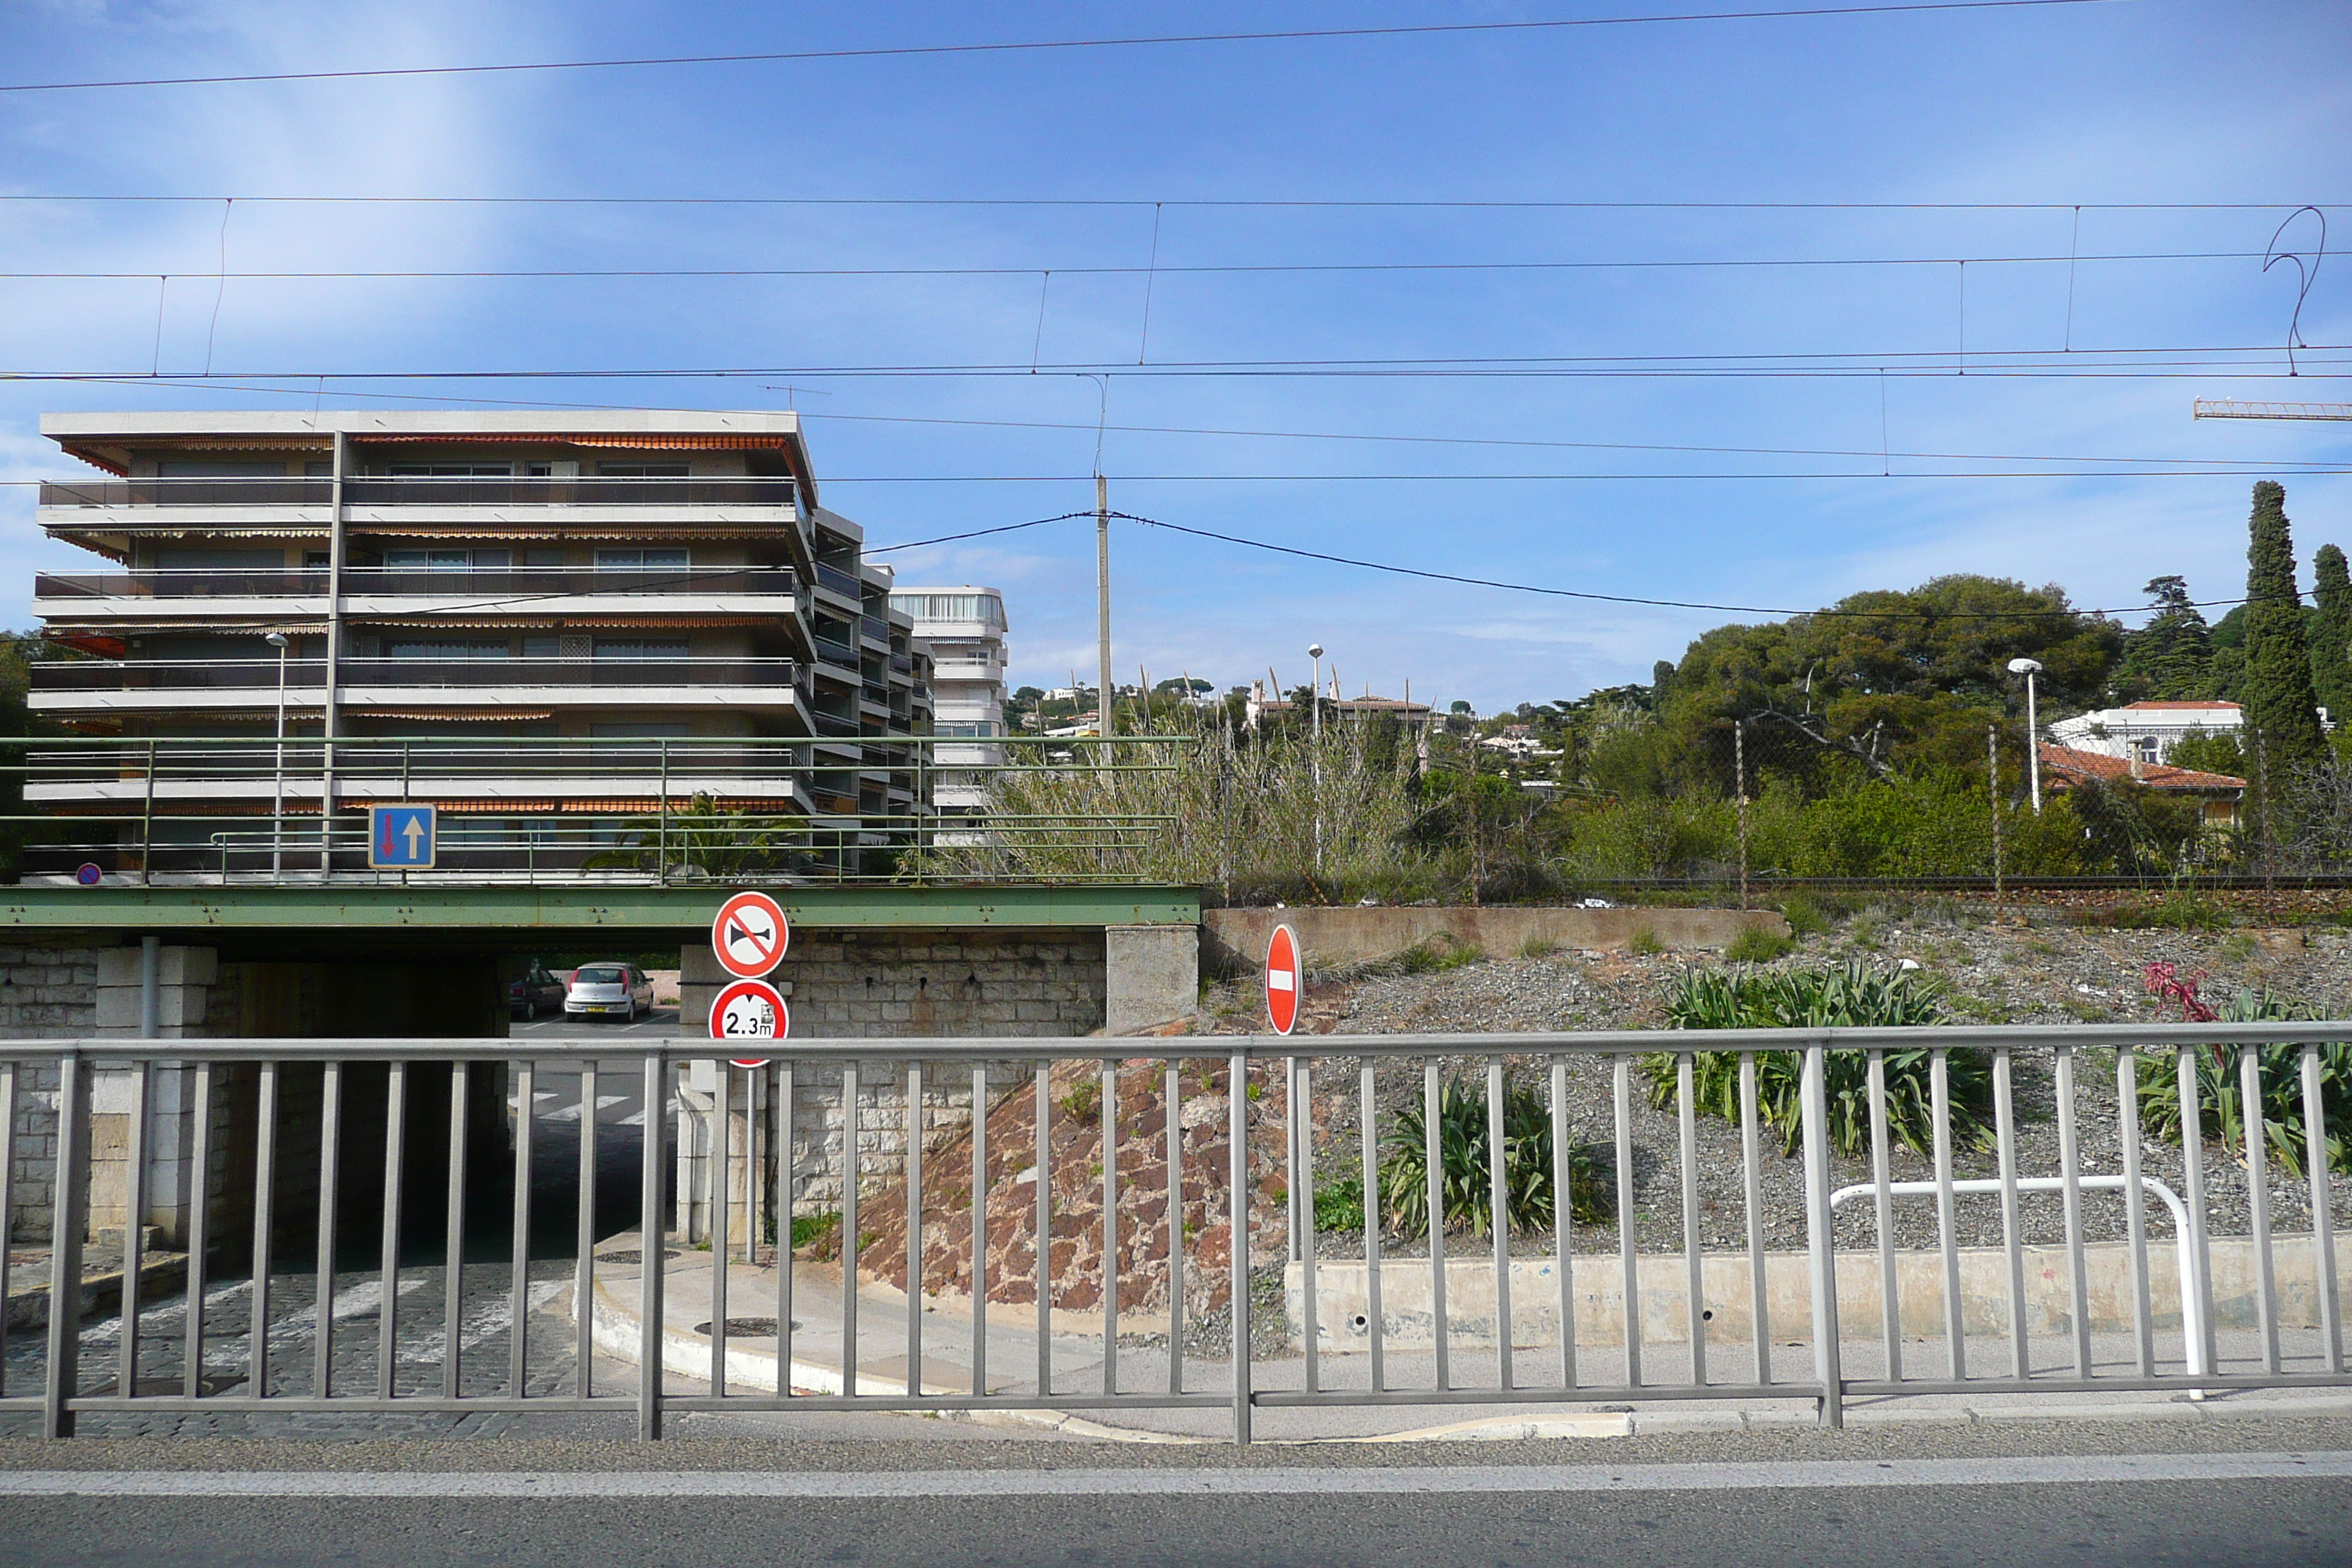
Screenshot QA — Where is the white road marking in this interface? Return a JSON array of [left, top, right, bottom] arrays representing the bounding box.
[[1, 1453, 2348, 1499], [542, 1094, 632, 1123]]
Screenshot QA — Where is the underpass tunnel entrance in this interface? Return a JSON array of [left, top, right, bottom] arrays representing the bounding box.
[[182, 942, 657, 1278]]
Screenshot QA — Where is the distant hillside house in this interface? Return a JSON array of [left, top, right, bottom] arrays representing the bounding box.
[[2036, 741, 2246, 830], [1245, 679, 1433, 730], [2048, 700, 2241, 766]]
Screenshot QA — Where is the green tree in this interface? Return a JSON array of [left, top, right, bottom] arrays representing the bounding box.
[[1658, 574, 2121, 788], [2116, 576, 2215, 700], [2312, 544, 2352, 723], [2240, 481, 2329, 796]]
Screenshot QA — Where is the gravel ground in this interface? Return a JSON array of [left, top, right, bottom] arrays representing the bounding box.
[[1193, 905, 2352, 1256]]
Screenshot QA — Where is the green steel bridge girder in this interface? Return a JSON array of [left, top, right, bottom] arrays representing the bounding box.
[[0, 882, 1202, 941]]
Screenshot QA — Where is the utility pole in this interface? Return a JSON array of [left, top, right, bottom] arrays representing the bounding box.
[[1096, 474, 1112, 760]]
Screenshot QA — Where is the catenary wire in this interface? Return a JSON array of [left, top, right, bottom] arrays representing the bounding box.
[[5, 345, 2346, 384], [0, 249, 2282, 281], [0, 2, 2123, 94], [7, 196, 2333, 211]]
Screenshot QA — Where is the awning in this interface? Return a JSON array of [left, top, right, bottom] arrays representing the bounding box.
[[353, 709, 557, 722], [356, 615, 775, 631], [354, 523, 788, 540]]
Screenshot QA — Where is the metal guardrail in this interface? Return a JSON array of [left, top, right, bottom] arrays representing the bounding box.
[[1, 1024, 2343, 1441], [31, 657, 804, 694], [34, 568, 802, 601], [38, 478, 800, 509], [3, 733, 1188, 885]]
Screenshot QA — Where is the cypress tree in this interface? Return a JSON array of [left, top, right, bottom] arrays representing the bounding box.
[[2311, 543, 2352, 723], [2240, 481, 2328, 795]]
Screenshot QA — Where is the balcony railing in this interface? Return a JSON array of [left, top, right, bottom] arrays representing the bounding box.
[[5, 731, 1191, 885], [33, 566, 799, 602], [813, 562, 862, 597], [39, 479, 331, 508], [31, 657, 802, 693], [37, 477, 799, 508]]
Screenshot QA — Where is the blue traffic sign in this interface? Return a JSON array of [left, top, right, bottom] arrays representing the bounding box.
[[369, 803, 438, 870]]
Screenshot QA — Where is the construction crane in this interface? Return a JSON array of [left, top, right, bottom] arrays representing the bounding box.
[[2193, 399, 2352, 422]]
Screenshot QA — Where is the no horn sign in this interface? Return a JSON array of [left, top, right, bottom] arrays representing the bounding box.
[[712, 891, 789, 979]]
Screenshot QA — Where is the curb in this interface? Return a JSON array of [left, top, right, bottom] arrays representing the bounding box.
[[584, 1279, 2352, 1445]]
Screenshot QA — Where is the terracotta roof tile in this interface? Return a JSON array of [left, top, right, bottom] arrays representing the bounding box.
[[2036, 741, 2244, 791]]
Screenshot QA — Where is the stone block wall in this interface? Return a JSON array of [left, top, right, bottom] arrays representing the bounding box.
[[2, 943, 105, 1247], [673, 932, 1111, 1235]]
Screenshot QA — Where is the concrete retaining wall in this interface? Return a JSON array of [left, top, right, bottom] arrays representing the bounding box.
[[1288, 1235, 2352, 1351], [1205, 905, 1788, 973]]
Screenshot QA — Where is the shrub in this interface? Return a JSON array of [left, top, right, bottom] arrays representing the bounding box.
[[1385, 935, 1485, 974], [2136, 970, 2351, 1175], [2083, 894, 2228, 932], [1056, 1077, 1101, 1124], [1377, 1074, 1607, 1237], [1724, 927, 1795, 964], [1313, 1175, 1365, 1234], [1648, 962, 1992, 1157], [1777, 894, 1833, 938], [788, 1212, 842, 1254]]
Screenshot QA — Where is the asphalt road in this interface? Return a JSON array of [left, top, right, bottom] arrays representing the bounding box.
[[510, 1006, 682, 1037], [4, 1420, 2352, 1566]]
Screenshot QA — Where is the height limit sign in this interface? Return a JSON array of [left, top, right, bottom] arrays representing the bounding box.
[[712, 890, 789, 979]]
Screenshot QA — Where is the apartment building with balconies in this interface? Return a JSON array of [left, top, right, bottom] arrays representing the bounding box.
[[887, 585, 1007, 813], [28, 408, 928, 881]]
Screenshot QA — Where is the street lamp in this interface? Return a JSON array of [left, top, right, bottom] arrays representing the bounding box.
[[1307, 644, 1325, 872], [266, 632, 290, 876], [2007, 657, 2043, 813]]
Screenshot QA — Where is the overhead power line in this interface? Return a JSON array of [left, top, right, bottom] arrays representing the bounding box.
[[35, 374, 2344, 473], [866, 508, 2260, 622], [0, 1, 2119, 94], [783, 404, 2349, 470]]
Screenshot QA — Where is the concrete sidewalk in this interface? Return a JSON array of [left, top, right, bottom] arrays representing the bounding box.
[[585, 1237, 2352, 1444]]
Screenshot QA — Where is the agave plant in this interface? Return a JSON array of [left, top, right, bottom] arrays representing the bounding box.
[[1646, 961, 1992, 1158], [2135, 985, 2352, 1176], [1376, 1074, 1607, 1238]]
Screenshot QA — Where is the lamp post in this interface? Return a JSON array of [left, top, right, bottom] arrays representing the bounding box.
[[267, 631, 290, 875], [1307, 644, 1324, 873], [2006, 656, 2043, 813]]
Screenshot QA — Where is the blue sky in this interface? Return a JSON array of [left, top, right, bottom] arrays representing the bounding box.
[[1, 0, 2347, 711]]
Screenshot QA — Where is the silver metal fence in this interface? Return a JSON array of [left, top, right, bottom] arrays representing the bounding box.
[[1, 1022, 2344, 1442]]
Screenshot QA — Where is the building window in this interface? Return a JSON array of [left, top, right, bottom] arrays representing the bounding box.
[[385, 637, 510, 660], [385, 547, 512, 571], [595, 464, 690, 478], [593, 548, 692, 570], [935, 720, 997, 738], [592, 637, 690, 661], [382, 463, 513, 477]]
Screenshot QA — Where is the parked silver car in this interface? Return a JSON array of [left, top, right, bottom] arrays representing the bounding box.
[[565, 962, 655, 1022]]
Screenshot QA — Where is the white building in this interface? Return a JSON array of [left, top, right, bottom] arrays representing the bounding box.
[[2047, 700, 2241, 765], [889, 585, 1008, 812]]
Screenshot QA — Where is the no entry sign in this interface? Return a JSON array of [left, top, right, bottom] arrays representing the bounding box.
[[709, 978, 788, 1047], [1264, 922, 1301, 1036], [712, 890, 789, 979]]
